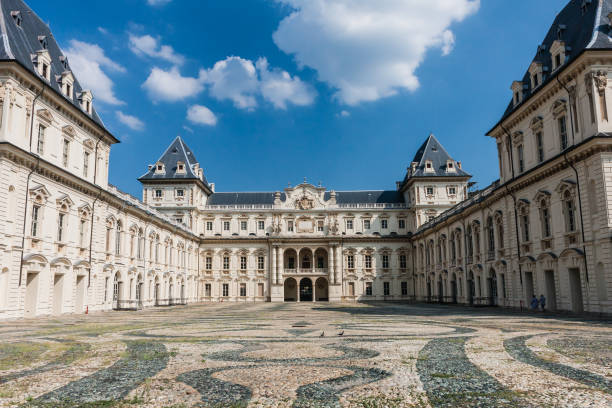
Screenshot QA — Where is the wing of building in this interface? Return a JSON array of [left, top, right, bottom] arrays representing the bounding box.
[[0, 0, 610, 319]]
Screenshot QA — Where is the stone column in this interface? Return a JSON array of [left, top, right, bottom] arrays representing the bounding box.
[[276, 246, 281, 285], [331, 245, 337, 284], [335, 245, 342, 285]]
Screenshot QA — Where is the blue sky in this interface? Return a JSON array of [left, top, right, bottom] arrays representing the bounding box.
[[30, 0, 568, 196]]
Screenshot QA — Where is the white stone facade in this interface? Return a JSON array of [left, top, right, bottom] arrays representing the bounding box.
[[1, 0, 611, 320]]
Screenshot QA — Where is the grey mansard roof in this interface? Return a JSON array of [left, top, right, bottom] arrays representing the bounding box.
[[492, 0, 612, 130], [0, 0, 114, 139], [408, 134, 470, 178], [207, 190, 405, 206], [139, 136, 210, 187]]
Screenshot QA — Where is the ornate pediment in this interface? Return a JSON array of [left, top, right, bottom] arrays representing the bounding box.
[[36, 108, 54, 123], [296, 195, 314, 210], [282, 181, 329, 210]]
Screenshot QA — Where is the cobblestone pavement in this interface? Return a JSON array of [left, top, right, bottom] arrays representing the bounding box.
[[0, 302, 610, 407]]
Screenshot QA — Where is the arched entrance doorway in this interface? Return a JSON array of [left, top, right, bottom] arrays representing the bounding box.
[[437, 276, 443, 303], [113, 272, 121, 309], [488, 269, 498, 306], [300, 277, 313, 302], [154, 276, 160, 306], [315, 277, 329, 301], [284, 277, 297, 301], [75, 274, 86, 313]]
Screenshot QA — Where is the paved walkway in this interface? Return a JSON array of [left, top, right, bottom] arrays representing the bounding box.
[[0, 302, 610, 407]]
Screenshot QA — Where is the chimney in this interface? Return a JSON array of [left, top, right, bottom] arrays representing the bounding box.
[[457, 161, 462, 169], [148, 164, 153, 170], [209, 182, 215, 193]]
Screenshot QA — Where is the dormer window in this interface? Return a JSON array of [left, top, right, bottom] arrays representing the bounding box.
[[176, 161, 186, 173], [11, 11, 22, 27], [511, 81, 523, 106], [34, 50, 52, 81], [60, 71, 74, 99], [528, 62, 543, 90], [446, 160, 456, 172], [425, 160, 434, 172], [550, 40, 568, 71], [38, 36, 47, 50], [155, 162, 165, 174], [79, 90, 93, 115]]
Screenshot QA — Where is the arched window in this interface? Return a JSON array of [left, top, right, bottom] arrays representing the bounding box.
[[466, 226, 473, 259], [486, 217, 495, 258], [137, 229, 144, 260], [540, 199, 551, 238]]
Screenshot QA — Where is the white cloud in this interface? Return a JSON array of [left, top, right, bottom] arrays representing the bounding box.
[[256, 58, 315, 109], [201, 56, 259, 110], [338, 110, 350, 117], [142, 66, 205, 102], [187, 105, 218, 126], [201, 56, 315, 110], [182, 125, 194, 133], [129, 34, 185, 65], [65, 40, 125, 105], [116, 111, 145, 131], [147, 0, 171, 6], [273, 0, 479, 105]]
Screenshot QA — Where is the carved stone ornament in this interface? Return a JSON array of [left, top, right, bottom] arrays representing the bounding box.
[[295, 195, 314, 210], [594, 71, 608, 95]]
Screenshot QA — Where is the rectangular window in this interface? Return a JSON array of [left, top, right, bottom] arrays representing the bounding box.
[[517, 145, 524, 173], [398, 219, 406, 229], [241, 220, 248, 231], [347, 255, 354, 269], [223, 256, 230, 270], [240, 283, 246, 297], [176, 189, 184, 197], [426, 187, 434, 196], [258, 220, 265, 230], [222, 283, 229, 297], [381, 219, 388, 229], [536, 132, 544, 163], [448, 187, 456, 196], [205, 256, 212, 270], [257, 283, 264, 297], [155, 189, 163, 198], [363, 219, 371, 230], [401, 281, 408, 296], [66, 83, 71, 98], [317, 221, 324, 232], [558, 116, 568, 150], [365, 282, 373, 296], [522, 215, 530, 242], [206, 221, 213, 231], [104, 277, 109, 302], [57, 213, 65, 242], [382, 254, 389, 269], [223, 221, 230, 231], [240, 256, 247, 270], [31, 205, 40, 237], [205, 283, 211, 297], [399, 254, 407, 269], [542, 208, 551, 237], [37, 124, 45, 154], [287, 220, 294, 232], [257, 256, 264, 270], [62, 139, 70, 167], [383, 282, 390, 296], [346, 219, 353, 230], [364, 255, 372, 269], [83, 151, 90, 177]]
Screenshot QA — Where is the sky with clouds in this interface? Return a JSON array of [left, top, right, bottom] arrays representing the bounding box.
[[32, 0, 568, 196]]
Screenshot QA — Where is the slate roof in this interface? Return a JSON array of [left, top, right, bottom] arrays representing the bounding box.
[[0, 0, 113, 138], [206, 190, 405, 206], [491, 0, 612, 130], [139, 136, 209, 185]]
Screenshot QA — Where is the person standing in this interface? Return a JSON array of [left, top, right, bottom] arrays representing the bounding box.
[[539, 294, 546, 312]]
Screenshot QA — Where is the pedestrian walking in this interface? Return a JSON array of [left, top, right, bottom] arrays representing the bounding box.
[[539, 294, 546, 312], [530, 295, 539, 310]]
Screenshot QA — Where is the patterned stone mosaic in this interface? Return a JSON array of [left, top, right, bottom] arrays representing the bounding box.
[[0, 302, 609, 407]]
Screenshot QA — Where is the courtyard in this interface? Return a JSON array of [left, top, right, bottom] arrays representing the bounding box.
[[0, 303, 610, 408]]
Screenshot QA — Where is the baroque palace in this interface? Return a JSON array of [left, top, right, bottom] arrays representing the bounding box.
[[0, 0, 611, 319]]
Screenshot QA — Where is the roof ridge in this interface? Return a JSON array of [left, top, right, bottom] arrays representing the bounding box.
[[586, 0, 604, 48]]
